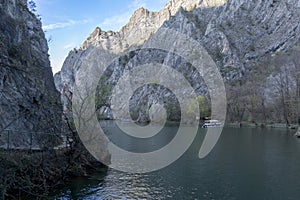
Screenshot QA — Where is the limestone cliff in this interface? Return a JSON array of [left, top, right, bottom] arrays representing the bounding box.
[[55, 0, 300, 122], [55, 0, 227, 118], [0, 0, 62, 133], [80, 0, 227, 52]]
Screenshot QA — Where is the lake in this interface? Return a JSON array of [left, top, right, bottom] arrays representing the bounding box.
[[51, 125, 300, 200]]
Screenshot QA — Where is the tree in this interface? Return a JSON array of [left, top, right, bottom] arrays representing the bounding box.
[[267, 47, 300, 125], [28, 0, 37, 13], [226, 80, 247, 123], [186, 95, 210, 121], [288, 47, 300, 125]]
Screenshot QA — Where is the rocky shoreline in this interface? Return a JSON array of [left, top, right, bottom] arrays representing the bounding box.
[[0, 140, 107, 199]]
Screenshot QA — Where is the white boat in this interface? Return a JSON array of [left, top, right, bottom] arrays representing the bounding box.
[[202, 120, 222, 128], [118, 119, 132, 123]]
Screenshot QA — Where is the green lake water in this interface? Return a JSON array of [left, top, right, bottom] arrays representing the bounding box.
[[51, 125, 300, 199]]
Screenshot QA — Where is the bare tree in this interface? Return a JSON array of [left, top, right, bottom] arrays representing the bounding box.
[[227, 80, 247, 123], [268, 47, 300, 125]]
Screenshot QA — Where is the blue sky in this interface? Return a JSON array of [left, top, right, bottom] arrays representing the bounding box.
[[34, 0, 169, 74]]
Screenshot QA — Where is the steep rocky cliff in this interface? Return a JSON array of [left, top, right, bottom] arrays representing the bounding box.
[[181, 0, 300, 79], [54, 0, 227, 96], [0, 0, 62, 133], [79, 0, 227, 52], [54, 0, 227, 119], [55, 0, 300, 123]]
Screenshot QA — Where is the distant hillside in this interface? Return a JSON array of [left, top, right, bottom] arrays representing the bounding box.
[[55, 0, 300, 125]]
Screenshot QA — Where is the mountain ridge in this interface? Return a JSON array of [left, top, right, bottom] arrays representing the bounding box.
[[55, 0, 300, 123], [79, 0, 227, 52]]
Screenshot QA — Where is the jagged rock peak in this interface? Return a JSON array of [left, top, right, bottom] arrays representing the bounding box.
[[165, 0, 227, 14], [81, 26, 118, 50], [79, 0, 227, 51]]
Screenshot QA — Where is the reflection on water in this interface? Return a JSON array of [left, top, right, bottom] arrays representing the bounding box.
[[51, 125, 300, 200], [100, 120, 180, 153]]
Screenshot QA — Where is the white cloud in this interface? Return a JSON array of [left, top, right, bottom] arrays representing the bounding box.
[[43, 19, 89, 31], [63, 42, 76, 50]]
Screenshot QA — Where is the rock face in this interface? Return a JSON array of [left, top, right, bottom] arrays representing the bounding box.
[[0, 0, 62, 134], [182, 0, 300, 80], [79, 0, 227, 52], [55, 0, 300, 122]]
